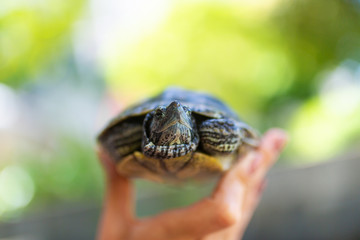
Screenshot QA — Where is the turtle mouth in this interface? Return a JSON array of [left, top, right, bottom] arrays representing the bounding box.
[[142, 140, 198, 159]]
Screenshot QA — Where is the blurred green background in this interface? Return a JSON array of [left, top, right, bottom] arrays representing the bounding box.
[[0, 0, 360, 228]]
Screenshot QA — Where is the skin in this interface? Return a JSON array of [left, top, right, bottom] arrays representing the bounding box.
[[144, 101, 197, 160], [97, 128, 288, 240]]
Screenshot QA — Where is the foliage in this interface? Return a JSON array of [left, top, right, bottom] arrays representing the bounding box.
[[0, 0, 86, 87]]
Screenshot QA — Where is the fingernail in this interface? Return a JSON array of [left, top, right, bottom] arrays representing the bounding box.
[[257, 179, 267, 195], [249, 154, 262, 174], [273, 138, 286, 153]]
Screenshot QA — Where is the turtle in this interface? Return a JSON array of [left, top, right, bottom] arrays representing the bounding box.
[[97, 87, 259, 182]]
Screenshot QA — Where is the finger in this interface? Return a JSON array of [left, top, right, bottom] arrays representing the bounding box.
[[235, 129, 287, 212], [228, 129, 288, 238], [97, 147, 135, 240], [100, 149, 134, 219], [202, 221, 241, 240], [97, 146, 134, 213], [247, 128, 288, 184], [133, 192, 245, 240], [234, 179, 266, 239], [201, 165, 267, 240], [259, 128, 288, 166], [201, 181, 266, 240], [202, 129, 287, 240], [97, 146, 121, 180]]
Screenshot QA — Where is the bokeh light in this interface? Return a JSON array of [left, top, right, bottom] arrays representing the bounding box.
[[0, 166, 35, 216], [290, 62, 360, 161]]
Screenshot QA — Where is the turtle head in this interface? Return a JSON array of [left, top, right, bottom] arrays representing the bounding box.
[[152, 101, 192, 133], [142, 101, 199, 159], [150, 101, 194, 145]]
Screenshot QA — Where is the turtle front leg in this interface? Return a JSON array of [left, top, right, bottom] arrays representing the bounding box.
[[199, 119, 259, 155], [98, 122, 143, 159]]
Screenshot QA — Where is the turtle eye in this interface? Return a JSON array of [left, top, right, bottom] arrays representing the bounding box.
[[154, 107, 165, 117], [183, 106, 191, 115]]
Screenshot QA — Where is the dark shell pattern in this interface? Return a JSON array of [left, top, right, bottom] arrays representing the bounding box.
[[105, 87, 240, 130]]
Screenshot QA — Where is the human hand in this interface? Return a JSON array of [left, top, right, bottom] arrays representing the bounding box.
[[96, 128, 288, 240]]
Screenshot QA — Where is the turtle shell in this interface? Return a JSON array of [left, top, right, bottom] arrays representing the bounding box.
[[98, 87, 258, 182], [102, 87, 239, 132]]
